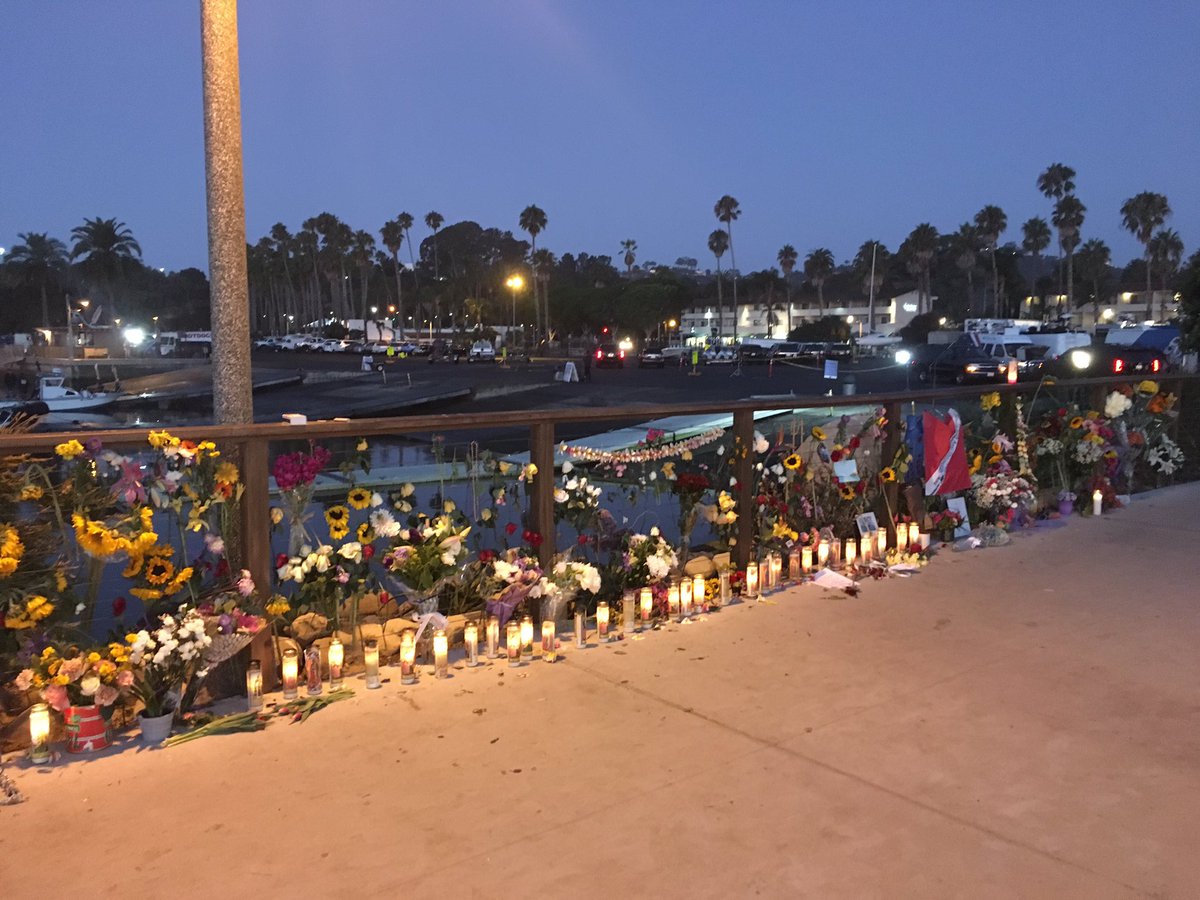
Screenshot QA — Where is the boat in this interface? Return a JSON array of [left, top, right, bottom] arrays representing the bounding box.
[[0, 372, 123, 412]]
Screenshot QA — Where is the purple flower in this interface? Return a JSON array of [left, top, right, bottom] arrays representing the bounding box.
[[218, 613, 234, 635]]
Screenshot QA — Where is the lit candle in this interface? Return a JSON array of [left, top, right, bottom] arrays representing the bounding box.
[[623, 590, 637, 633], [506, 621, 521, 666], [596, 601, 611, 640], [464, 621, 480, 667], [667, 583, 680, 619], [245, 660, 264, 712], [520, 615, 534, 660], [400, 630, 417, 684], [859, 535, 871, 562], [639, 587, 653, 629], [327, 637, 344, 691], [918, 531, 931, 550], [817, 539, 830, 568], [801, 546, 813, 573], [1092, 488, 1103, 516], [788, 548, 801, 582], [692, 574, 706, 609], [830, 538, 842, 568], [305, 646, 323, 696], [896, 524, 909, 552], [908, 522, 920, 548], [719, 570, 731, 604], [363, 639, 381, 689], [876, 529, 887, 557], [745, 561, 759, 598], [542, 620, 557, 663], [680, 578, 693, 619], [432, 629, 449, 679], [281, 647, 299, 699], [574, 604, 587, 648], [769, 553, 783, 590], [486, 615, 501, 658], [844, 539, 857, 567], [28, 702, 50, 764]]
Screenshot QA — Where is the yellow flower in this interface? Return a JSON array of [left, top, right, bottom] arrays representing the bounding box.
[[880, 467, 896, 482], [265, 596, 291, 617], [1137, 380, 1159, 395], [53, 674, 69, 686], [783, 453, 802, 471], [41, 646, 57, 661], [480, 508, 493, 521], [988, 454, 1003, 465], [328, 523, 350, 541], [443, 500, 456, 514], [55, 568, 67, 592], [969, 453, 983, 475], [163, 566, 193, 597], [990, 440, 1002, 455], [839, 485, 855, 501], [18, 484, 44, 501], [680, 450, 693, 461], [55, 439, 85, 460], [130, 587, 163, 601], [1085, 410, 1100, 420], [356, 438, 369, 452], [356, 522, 375, 543], [325, 506, 349, 528], [661, 461, 676, 479], [980, 392, 1001, 411], [270, 507, 284, 525], [145, 556, 176, 586], [215, 461, 240, 485], [86, 651, 101, 664], [811, 427, 826, 442], [71, 514, 122, 560], [771, 521, 798, 541], [347, 487, 372, 510], [1068, 416, 1084, 429], [147, 430, 177, 449]]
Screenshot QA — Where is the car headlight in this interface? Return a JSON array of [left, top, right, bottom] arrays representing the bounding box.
[[965, 364, 979, 373], [894, 349, 912, 365], [1069, 349, 1092, 370]]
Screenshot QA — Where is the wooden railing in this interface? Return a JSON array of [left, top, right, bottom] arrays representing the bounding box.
[[1, 374, 1194, 605]]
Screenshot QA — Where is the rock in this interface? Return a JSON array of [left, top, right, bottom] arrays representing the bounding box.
[[684, 555, 715, 577], [274, 635, 301, 658], [290, 613, 329, 644], [711, 551, 732, 571]]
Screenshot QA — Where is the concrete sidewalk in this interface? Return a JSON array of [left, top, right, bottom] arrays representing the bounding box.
[[3, 484, 1199, 897]]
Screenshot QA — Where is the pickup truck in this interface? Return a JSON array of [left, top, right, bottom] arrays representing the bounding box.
[[1053, 343, 1164, 377]]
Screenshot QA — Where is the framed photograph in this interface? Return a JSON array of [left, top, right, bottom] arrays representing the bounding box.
[[946, 496, 971, 538], [855, 512, 879, 536]]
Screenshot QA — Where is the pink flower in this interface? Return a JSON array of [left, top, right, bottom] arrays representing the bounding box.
[[14, 669, 33, 691], [44, 683, 69, 712], [94, 683, 119, 707], [236, 569, 255, 597], [58, 657, 85, 683], [117, 669, 135, 688]]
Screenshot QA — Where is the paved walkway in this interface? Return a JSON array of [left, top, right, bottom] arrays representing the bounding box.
[[3, 484, 1199, 897]]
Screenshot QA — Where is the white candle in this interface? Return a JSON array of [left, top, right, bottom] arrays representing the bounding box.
[[859, 535, 871, 562], [719, 570, 731, 604], [845, 539, 857, 567], [327, 637, 344, 690], [245, 660, 264, 712], [918, 532, 931, 550], [506, 621, 521, 666], [667, 583, 680, 619], [830, 538, 841, 568], [363, 640, 381, 689], [801, 546, 813, 573], [896, 524, 909, 552], [574, 606, 587, 648], [908, 522, 920, 548], [746, 561, 759, 598], [1092, 488, 1103, 516], [400, 630, 417, 684], [433, 629, 449, 679], [596, 601, 611, 640], [486, 616, 501, 658], [281, 647, 299, 699], [788, 549, 801, 582], [623, 590, 637, 633], [693, 574, 706, 608], [464, 621, 480, 667], [876, 529, 888, 557], [769, 553, 783, 590], [28, 702, 50, 764], [520, 615, 534, 660], [817, 539, 830, 567], [542, 620, 557, 663], [640, 587, 653, 628], [680, 578, 693, 619]]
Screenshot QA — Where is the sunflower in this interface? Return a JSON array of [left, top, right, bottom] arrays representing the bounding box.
[[783, 453, 803, 471], [130, 587, 163, 601], [1136, 380, 1159, 395], [325, 506, 350, 529], [811, 427, 826, 442], [880, 467, 896, 482], [55, 439, 85, 460], [969, 453, 983, 475], [215, 461, 240, 486], [839, 485, 855, 501], [71, 515, 123, 560], [980, 392, 1001, 411], [18, 484, 44, 501], [145, 556, 176, 586], [1068, 416, 1084, 429], [356, 522, 375, 543], [347, 487, 372, 510], [163, 566, 193, 597]]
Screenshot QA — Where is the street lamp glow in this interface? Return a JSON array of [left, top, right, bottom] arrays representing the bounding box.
[[894, 349, 912, 365], [505, 275, 524, 290], [123, 326, 146, 346], [846, 315, 854, 323], [668, 319, 677, 328]]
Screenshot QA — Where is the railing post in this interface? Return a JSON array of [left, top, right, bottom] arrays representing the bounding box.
[[238, 437, 276, 687], [529, 422, 557, 588], [732, 409, 754, 571], [881, 401, 903, 545]]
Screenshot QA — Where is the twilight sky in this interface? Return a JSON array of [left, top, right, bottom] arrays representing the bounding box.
[[3, 1, 1198, 274]]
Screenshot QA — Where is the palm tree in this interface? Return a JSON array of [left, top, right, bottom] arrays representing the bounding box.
[[519, 205, 548, 338], [380, 218, 406, 337], [953, 224, 979, 314], [803, 248, 835, 317], [1037, 163, 1077, 296], [424, 211, 444, 281], [69, 216, 142, 320], [713, 196, 741, 340], [906, 224, 938, 314], [1021, 217, 1051, 316], [1121, 191, 1172, 318], [777, 244, 798, 335], [351, 230, 376, 322], [853, 241, 888, 331], [974, 205, 1007, 317], [708, 229, 730, 340], [1148, 229, 1184, 291], [6, 232, 68, 327], [1074, 238, 1111, 321], [532, 248, 556, 338], [621, 239, 637, 273], [1053, 196, 1086, 311]]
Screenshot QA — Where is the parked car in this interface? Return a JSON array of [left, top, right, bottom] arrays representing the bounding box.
[[316, 339, 350, 353], [738, 343, 775, 364], [468, 340, 496, 363], [1049, 343, 1164, 378], [594, 343, 625, 368], [253, 336, 282, 350], [769, 342, 804, 361], [277, 334, 319, 351], [638, 345, 666, 368], [907, 342, 1007, 384]]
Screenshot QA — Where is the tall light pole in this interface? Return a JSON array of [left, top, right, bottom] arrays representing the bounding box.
[[505, 275, 524, 345], [200, 0, 253, 424]]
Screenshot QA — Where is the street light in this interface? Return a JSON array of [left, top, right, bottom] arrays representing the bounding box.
[[505, 275, 524, 341]]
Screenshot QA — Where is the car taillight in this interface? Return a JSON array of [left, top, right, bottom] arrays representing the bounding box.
[[595, 350, 602, 360], [619, 350, 625, 359], [1113, 358, 1124, 373], [1151, 358, 1161, 373]]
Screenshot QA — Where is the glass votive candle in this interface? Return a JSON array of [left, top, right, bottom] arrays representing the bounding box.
[[908, 522, 920, 548], [801, 546, 813, 574], [623, 590, 637, 633], [400, 629, 418, 684], [667, 582, 680, 619], [692, 573, 706, 608], [788, 548, 801, 582], [844, 539, 858, 567], [680, 578, 693, 619], [506, 621, 521, 667], [769, 553, 783, 589], [464, 620, 480, 667], [876, 529, 888, 557], [245, 660, 264, 712], [327, 637, 344, 691], [433, 629, 449, 679], [745, 561, 759, 598], [719, 570, 731, 604], [859, 535, 871, 562], [519, 615, 534, 660], [486, 615, 501, 658], [28, 702, 51, 764], [542, 620, 557, 663], [363, 639, 381, 689], [596, 601, 611, 641], [305, 645, 323, 696], [896, 524, 909, 552], [574, 605, 587, 648], [281, 647, 299, 700], [639, 587, 653, 629], [817, 539, 830, 567]]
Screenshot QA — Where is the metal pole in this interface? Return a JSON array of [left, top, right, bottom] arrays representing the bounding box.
[[867, 241, 877, 335], [200, 0, 253, 425]]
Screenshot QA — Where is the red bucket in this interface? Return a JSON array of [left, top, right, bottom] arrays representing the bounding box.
[[65, 705, 111, 753]]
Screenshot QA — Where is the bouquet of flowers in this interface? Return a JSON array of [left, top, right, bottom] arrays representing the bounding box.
[[381, 514, 471, 597], [1147, 435, 1185, 476], [476, 549, 547, 625], [928, 509, 964, 541], [273, 443, 333, 553], [972, 464, 1037, 527], [554, 462, 603, 533], [126, 605, 213, 718], [621, 527, 678, 587], [15, 642, 132, 712]]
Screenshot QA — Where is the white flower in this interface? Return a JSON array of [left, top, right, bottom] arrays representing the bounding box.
[[717, 445, 725, 456], [649, 526, 660, 537], [649, 471, 657, 481], [338, 542, 363, 563], [204, 533, 225, 555], [554, 489, 569, 503], [440, 551, 456, 566], [753, 432, 769, 454], [370, 492, 384, 508], [561, 461, 574, 474], [1104, 391, 1132, 419]]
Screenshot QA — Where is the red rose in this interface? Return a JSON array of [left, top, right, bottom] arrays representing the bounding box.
[[830, 449, 843, 463], [479, 549, 496, 563], [276, 553, 289, 569], [849, 436, 861, 450], [525, 531, 544, 548], [505, 523, 518, 536], [577, 534, 590, 546], [362, 544, 375, 561]]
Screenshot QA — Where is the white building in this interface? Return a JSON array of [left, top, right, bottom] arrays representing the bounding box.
[[679, 290, 928, 342]]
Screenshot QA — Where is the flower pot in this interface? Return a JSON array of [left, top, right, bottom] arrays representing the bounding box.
[[139, 712, 174, 746], [1058, 499, 1074, 517], [65, 705, 110, 753]]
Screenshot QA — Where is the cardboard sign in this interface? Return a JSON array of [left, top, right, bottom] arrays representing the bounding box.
[[823, 359, 839, 380], [832, 458, 860, 483]]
